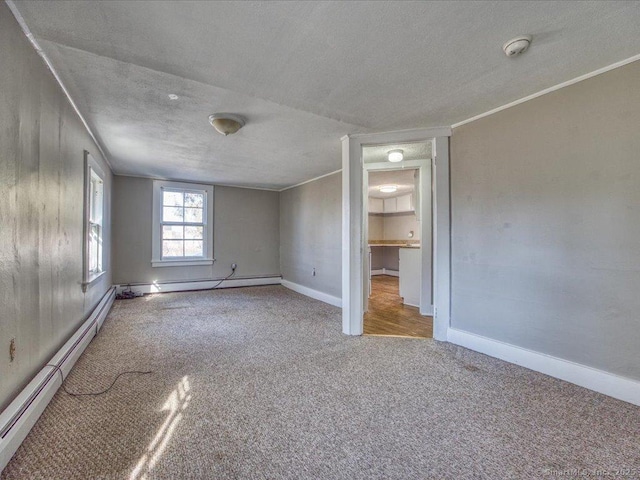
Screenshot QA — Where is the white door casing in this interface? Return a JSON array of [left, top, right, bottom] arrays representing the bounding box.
[[341, 127, 451, 340]]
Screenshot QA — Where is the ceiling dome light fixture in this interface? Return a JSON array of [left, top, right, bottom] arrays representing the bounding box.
[[379, 185, 398, 193], [388, 149, 403, 162], [503, 35, 532, 57], [208, 113, 246, 136]]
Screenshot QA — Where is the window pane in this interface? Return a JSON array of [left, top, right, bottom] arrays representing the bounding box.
[[162, 225, 184, 240], [184, 226, 203, 239], [89, 230, 98, 272], [163, 206, 184, 222], [163, 240, 184, 258], [89, 170, 104, 225], [163, 191, 183, 207], [184, 208, 203, 223], [184, 240, 203, 257], [89, 223, 102, 273], [89, 177, 96, 223], [184, 192, 204, 208]]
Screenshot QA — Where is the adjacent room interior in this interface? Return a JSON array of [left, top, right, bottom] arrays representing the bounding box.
[[364, 142, 433, 338], [1, 1, 639, 478]]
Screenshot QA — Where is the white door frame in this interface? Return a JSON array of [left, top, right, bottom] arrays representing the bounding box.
[[341, 127, 451, 340]]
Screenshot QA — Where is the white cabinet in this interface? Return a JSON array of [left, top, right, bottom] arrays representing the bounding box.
[[399, 247, 421, 307], [383, 197, 396, 213], [369, 194, 414, 214], [396, 193, 412, 212], [368, 197, 384, 213]]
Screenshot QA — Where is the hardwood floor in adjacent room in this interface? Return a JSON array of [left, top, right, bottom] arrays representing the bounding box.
[[364, 275, 432, 338]]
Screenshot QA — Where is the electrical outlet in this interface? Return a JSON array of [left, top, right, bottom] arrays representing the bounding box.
[[231, 263, 237, 271], [9, 338, 16, 362]]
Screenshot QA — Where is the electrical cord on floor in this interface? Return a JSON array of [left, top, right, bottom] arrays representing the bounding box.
[[211, 267, 236, 289], [46, 364, 152, 397]]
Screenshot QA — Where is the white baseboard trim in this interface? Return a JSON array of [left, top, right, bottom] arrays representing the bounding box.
[[281, 279, 342, 308], [420, 305, 434, 316], [0, 287, 116, 471], [370, 268, 399, 277], [447, 328, 640, 406], [116, 276, 282, 295]]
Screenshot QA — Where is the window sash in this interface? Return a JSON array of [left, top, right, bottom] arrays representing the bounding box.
[[159, 187, 207, 260], [89, 170, 104, 226], [152, 180, 214, 267], [89, 222, 102, 273]]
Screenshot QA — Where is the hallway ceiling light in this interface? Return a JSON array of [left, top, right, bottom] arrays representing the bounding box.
[[379, 185, 397, 193], [387, 149, 403, 162], [208, 113, 246, 136]]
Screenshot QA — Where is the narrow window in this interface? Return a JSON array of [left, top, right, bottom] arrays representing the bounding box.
[[83, 151, 106, 290]]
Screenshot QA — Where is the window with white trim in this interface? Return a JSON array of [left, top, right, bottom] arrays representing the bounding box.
[[152, 180, 214, 267], [83, 152, 106, 291]]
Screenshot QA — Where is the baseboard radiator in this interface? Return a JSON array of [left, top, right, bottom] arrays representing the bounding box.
[[115, 275, 282, 295], [0, 287, 116, 472]]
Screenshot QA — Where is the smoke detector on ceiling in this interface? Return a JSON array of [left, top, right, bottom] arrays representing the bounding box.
[[503, 35, 532, 57]]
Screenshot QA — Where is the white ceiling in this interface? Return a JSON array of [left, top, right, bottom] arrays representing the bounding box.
[[12, 1, 640, 189], [368, 169, 417, 199]]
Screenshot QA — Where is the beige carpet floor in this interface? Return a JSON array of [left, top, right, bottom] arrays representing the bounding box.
[[2, 286, 639, 479]]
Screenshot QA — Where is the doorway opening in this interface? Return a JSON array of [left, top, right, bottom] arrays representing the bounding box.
[[341, 127, 451, 340], [363, 148, 433, 338]]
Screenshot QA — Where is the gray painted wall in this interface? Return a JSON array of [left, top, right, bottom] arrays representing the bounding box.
[[370, 247, 383, 270], [0, 3, 112, 410], [370, 246, 400, 271], [368, 213, 420, 241], [368, 214, 383, 240], [383, 247, 400, 272], [451, 61, 640, 380], [280, 172, 342, 298], [112, 176, 280, 284], [383, 213, 420, 241]]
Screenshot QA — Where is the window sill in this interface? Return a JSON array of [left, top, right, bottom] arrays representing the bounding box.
[[151, 258, 214, 268], [82, 271, 106, 292]]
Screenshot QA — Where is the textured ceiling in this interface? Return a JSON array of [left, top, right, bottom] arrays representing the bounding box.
[[37, 40, 362, 189], [12, 1, 640, 189], [368, 169, 417, 199]]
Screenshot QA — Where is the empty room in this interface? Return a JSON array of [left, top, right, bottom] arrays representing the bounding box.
[[1, 1, 640, 478]]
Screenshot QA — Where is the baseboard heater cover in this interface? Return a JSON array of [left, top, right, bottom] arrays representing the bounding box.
[[0, 287, 116, 472], [116, 275, 282, 295]]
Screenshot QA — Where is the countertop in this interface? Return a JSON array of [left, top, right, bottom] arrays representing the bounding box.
[[369, 240, 420, 247], [369, 243, 421, 248]]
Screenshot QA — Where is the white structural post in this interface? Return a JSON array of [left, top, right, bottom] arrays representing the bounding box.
[[433, 136, 451, 341], [342, 135, 363, 335]]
